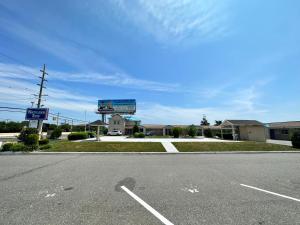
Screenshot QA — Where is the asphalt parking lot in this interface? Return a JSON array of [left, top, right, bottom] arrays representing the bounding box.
[[0, 153, 300, 225]]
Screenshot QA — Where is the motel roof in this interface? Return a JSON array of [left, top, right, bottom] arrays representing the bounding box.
[[222, 120, 264, 126], [267, 121, 300, 128]]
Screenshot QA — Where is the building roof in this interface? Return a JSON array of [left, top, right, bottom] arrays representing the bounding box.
[[223, 120, 264, 126], [267, 121, 300, 128], [141, 124, 167, 129], [89, 120, 107, 126]]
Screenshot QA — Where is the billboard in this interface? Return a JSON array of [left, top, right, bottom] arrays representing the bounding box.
[[25, 108, 49, 120], [98, 99, 136, 114]]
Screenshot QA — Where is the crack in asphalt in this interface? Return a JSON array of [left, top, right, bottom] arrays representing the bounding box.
[[0, 156, 80, 182]]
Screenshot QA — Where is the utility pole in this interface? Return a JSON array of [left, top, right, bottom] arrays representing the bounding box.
[[36, 64, 48, 138], [56, 112, 60, 126], [84, 110, 87, 132]]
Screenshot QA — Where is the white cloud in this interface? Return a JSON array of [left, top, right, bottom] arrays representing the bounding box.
[[0, 62, 179, 92], [113, 0, 231, 45]]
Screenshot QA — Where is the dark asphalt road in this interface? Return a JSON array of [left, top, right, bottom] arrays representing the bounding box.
[[0, 153, 300, 225]]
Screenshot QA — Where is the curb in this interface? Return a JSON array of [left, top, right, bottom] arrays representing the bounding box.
[[1, 151, 300, 155]]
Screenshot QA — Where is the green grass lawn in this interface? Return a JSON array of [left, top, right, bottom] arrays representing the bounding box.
[[46, 141, 165, 152], [173, 141, 295, 152]]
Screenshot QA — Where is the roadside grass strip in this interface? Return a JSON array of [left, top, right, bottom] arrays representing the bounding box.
[[121, 186, 174, 225], [241, 184, 300, 202], [173, 141, 295, 152], [47, 141, 166, 152]]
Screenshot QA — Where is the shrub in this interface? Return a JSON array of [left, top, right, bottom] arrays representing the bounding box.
[[50, 128, 62, 139], [39, 144, 51, 150], [291, 132, 300, 149], [103, 127, 108, 135], [87, 132, 96, 138], [24, 134, 39, 151], [133, 124, 139, 134], [204, 129, 213, 138], [18, 128, 38, 142], [39, 138, 49, 145], [187, 125, 197, 137], [172, 127, 182, 138], [2, 143, 13, 151], [133, 132, 145, 138], [68, 132, 88, 140], [10, 143, 28, 152]]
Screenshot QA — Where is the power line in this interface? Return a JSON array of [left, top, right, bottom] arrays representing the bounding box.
[[0, 52, 40, 78], [0, 107, 90, 123]]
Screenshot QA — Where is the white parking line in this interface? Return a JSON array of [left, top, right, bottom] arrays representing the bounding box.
[[240, 184, 300, 202], [121, 186, 174, 225]]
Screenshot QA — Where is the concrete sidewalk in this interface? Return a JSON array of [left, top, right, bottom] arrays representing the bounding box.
[[266, 139, 292, 146], [92, 136, 238, 143]]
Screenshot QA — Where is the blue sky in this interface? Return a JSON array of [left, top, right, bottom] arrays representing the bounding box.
[[0, 0, 299, 124]]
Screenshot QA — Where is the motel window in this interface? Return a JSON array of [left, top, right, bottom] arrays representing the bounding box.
[[281, 129, 288, 135]]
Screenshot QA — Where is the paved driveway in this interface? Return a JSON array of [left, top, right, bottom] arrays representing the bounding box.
[[1, 153, 300, 225]]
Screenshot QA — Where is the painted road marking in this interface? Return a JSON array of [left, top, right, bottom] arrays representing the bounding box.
[[161, 142, 179, 153], [121, 186, 174, 225], [240, 184, 300, 202]]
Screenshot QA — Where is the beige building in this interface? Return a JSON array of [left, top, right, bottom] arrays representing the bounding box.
[[221, 120, 266, 142], [267, 121, 300, 140], [107, 115, 267, 141]]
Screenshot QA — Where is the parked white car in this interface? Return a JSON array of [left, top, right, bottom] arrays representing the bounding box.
[[107, 130, 122, 136]]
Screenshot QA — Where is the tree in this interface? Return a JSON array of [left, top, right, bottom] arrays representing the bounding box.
[[214, 120, 222, 126], [133, 123, 139, 134], [187, 125, 197, 137], [200, 116, 210, 126], [172, 127, 182, 138]]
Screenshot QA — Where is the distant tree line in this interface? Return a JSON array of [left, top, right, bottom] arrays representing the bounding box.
[[0, 120, 108, 134]]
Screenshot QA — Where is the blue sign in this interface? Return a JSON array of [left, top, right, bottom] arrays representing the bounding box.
[[98, 99, 136, 114], [26, 108, 49, 120]]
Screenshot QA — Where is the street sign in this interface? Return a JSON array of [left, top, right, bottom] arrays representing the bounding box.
[[29, 120, 38, 128], [25, 108, 49, 120]]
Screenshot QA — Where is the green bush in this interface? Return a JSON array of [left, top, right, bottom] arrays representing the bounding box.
[[291, 132, 300, 149], [24, 134, 38, 151], [2, 143, 13, 151], [103, 127, 108, 135], [39, 144, 52, 150], [187, 125, 197, 137], [133, 132, 145, 138], [172, 127, 182, 138], [11, 143, 28, 152], [133, 124, 139, 134], [50, 128, 62, 139], [68, 132, 88, 140], [39, 138, 49, 145], [87, 132, 96, 138], [18, 128, 38, 142], [204, 129, 213, 138]]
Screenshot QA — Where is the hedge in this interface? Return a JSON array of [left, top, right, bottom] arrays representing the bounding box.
[[291, 132, 300, 148], [39, 139, 49, 145], [2, 143, 13, 151], [68, 132, 89, 140], [1, 143, 29, 152], [134, 132, 145, 138]]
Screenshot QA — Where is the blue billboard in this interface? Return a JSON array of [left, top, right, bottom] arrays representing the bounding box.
[[98, 99, 136, 114], [25, 108, 49, 120]]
